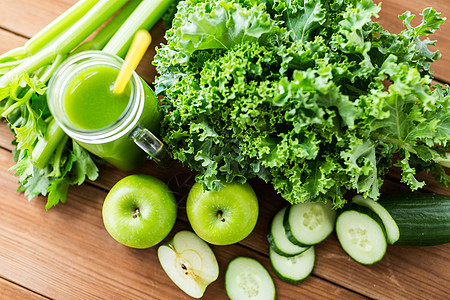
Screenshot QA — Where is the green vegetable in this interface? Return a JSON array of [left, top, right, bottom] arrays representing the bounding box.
[[336, 203, 387, 265], [161, 0, 182, 28], [284, 200, 337, 246], [269, 246, 315, 284], [267, 206, 309, 257], [225, 256, 276, 300], [31, 118, 67, 170], [377, 193, 450, 246], [1, 0, 175, 209], [155, 0, 449, 207], [72, 0, 142, 55], [352, 195, 400, 244], [0, 0, 100, 63], [103, 0, 174, 57]]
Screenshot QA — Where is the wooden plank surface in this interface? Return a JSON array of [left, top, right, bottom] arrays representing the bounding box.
[[0, 147, 364, 300], [0, 277, 46, 300], [0, 0, 449, 300], [0, 0, 76, 38]]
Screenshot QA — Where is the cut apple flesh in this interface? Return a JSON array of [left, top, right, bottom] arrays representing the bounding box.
[[158, 231, 219, 298], [175, 249, 202, 280]]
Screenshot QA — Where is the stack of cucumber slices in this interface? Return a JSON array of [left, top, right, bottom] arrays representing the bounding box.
[[268, 193, 450, 282], [267, 200, 337, 283], [337, 193, 450, 265]]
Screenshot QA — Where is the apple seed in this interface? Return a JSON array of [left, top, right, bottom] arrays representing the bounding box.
[[181, 263, 188, 275], [178, 261, 198, 279]]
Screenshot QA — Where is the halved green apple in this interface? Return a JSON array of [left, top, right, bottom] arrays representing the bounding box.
[[157, 231, 219, 298]]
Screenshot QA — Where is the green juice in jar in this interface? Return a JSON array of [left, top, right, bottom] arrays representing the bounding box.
[[62, 65, 161, 170], [64, 66, 130, 130]]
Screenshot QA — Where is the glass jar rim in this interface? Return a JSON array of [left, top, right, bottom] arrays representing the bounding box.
[[47, 50, 144, 144]]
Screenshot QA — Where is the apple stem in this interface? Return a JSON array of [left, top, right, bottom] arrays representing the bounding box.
[[132, 208, 140, 219], [217, 210, 225, 222]]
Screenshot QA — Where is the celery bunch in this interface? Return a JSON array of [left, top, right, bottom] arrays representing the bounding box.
[[0, 0, 174, 209]]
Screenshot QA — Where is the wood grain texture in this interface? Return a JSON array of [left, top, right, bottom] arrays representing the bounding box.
[[0, 147, 363, 300], [0, 122, 14, 151], [1, 122, 448, 299], [0, 30, 27, 54], [0, 277, 46, 300], [314, 235, 450, 300], [0, 0, 76, 38], [0, 0, 449, 299]]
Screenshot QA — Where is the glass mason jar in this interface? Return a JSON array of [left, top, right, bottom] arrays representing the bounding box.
[[47, 50, 171, 171]]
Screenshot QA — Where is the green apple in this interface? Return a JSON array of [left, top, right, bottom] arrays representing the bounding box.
[[158, 231, 219, 298], [102, 174, 177, 248], [186, 182, 259, 245]]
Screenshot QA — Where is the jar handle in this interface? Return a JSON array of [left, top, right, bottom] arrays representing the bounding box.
[[129, 125, 172, 168]]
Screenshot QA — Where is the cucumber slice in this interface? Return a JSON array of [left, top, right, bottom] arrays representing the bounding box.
[[269, 246, 315, 284], [336, 205, 387, 265], [352, 195, 400, 244], [284, 200, 337, 246], [225, 257, 275, 300], [267, 207, 309, 257]]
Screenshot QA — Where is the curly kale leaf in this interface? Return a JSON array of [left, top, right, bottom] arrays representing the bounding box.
[[281, 0, 326, 42], [171, 0, 280, 58], [155, 0, 449, 207]]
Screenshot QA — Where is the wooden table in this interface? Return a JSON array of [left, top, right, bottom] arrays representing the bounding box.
[[0, 1, 449, 299]]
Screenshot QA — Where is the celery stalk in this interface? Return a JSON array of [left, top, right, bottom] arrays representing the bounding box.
[[103, 0, 174, 57], [73, 0, 142, 54], [0, 0, 128, 88], [31, 118, 67, 169], [0, 0, 100, 62], [48, 135, 70, 178], [0, 59, 26, 75], [1, 0, 129, 167], [57, 0, 130, 55]]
